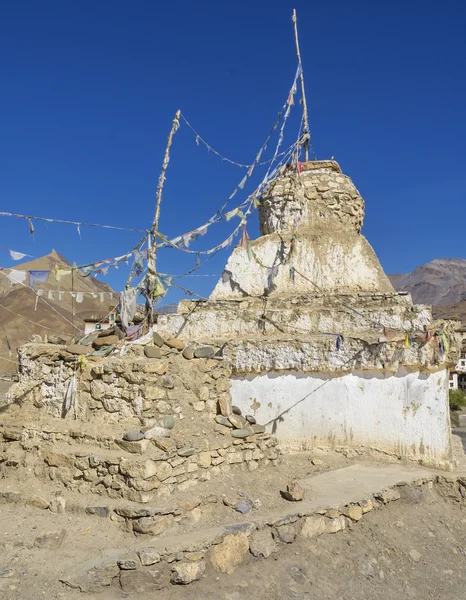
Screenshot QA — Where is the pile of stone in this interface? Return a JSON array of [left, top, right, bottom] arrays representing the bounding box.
[[147, 332, 219, 362], [215, 405, 266, 439]]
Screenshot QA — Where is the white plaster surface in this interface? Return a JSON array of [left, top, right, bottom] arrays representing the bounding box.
[[231, 368, 451, 465]]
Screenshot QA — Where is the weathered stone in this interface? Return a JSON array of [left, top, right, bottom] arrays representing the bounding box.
[[274, 524, 297, 543], [153, 332, 165, 347], [232, 405, 242, 415], [114, 507, 155, 518], [409, 549, 421, 562], [249, 529, 278, 559], [67, 344, 91, 356], [231, 428, 254, 439], [133, 515, 174, 536], [120, 459, 158, 480], [311, 458, 323, 465], [235, 502, 250, 514], [93, 335, 119, 348], [218, 395, 232, 416], [300, 515, 326, 539], [228, 414, 248, 429], [170, 561, 205, 585], [166, 338, 185, 351], [326, 509, 340, 519], [251, 424, 266, 434], [1, 428, 22, 441], [119, 568, 166, 592], [282, 480, 304, 502], [375, 488, 401, 504], [34, 529, 67, 549], [161, 375, 175, 389], [118, 553, 140, 570], [60, 559, 119, 593], [245, 415, 256, 424], [192, 401, 206, 412], [143, 426, 170, 439], [162, 415, 176, 429], [215, 415, 233, 428], [85, 506, 109, 518], [115, 439, 149, 454], [26, 495, 49, 510], [194, 346, 215, 359], [197, 452, 211, 468], [138, 548, 161, 566], [343, 504, 363, 521], [208, 532, 249, 574], [145, 346, 162, 359], [182, 346, 195, 360], [326, 516, 346, 533], [359, 498, 374, 513], [178, 448, 195, 457], [123, 430, 144, 442], [156, 461, 173, 481]]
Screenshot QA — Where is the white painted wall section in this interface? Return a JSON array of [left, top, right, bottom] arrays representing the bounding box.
[[231, 368, 451, 466]]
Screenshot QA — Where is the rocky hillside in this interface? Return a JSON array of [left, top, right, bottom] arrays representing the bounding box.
[[0, 250, 117, 373], [389, 258, 466, 318]]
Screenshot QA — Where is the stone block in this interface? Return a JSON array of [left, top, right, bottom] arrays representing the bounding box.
[[119, 568, 166, 592], [133, 514, 174, 536], [119, 459, 158, 480], [165, 338, 185, 351], [153, 332, 165, 347], [208, 532, 249, 574], [67, 344, 91, 356], [170, 561, 205, 585], [118, 553, 140, 570], [138, 548, 161, 566], [93, 335, 119, 348], [249, 529, 278, 558], [145, 346, 162, 359], [34, 529, 67, 549], [300, 515, 326, 539], [115, 439, 149, 455]]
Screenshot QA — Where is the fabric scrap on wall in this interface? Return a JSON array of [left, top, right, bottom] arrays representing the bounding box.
[[120, 287, 138, 328], [63, 375, 77, 418]]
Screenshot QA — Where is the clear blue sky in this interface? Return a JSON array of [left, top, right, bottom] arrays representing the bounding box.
[[1, 0, 465, 305]]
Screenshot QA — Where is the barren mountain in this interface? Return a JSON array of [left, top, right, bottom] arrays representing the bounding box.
[[388, 258, 466, 320], [0, 250, 117, 373]]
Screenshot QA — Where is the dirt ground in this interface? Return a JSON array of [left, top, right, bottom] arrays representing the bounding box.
[[1, 473, 466, 600]]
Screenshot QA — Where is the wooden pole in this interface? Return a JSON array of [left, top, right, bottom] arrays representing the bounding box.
[[292, 9, 310, 161], [145, 109, 181, 324]]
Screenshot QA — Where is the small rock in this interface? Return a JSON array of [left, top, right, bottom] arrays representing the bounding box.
[[26, 495, 49, 510], [153, 332, 166, 347], [182, 347, 195, 360], [66, 344, 90, 356], [409, 549, 421, 562], [281, 480, 304, 502], [311, 458, 323, 466], [162, 415, 176, 430], [179, 497, 201, 513], [166, 338, 185, 351], [251, 424, 266, 434], [170, 561, 205, 585], [178, 448, 195, 457], [300, 515, 326, 539], [215, 415, 233, 428], [208, 532, 250, 574], [235, 503, 250, 514], [133, 515, 174, 536], [249, 529, 278, 558], [120, 569, 166, 592], [245, 415, 256, 424], [92, 335, 119, 348], [343, 504, 363, 522], [161, 375, 175, 389], [34, 529, 67, 549], [274, 524, 297, 543], [144, 346, 162, 359], [123, 430, 145, 442], [375, 488, 401, 504], [115, 439, 149, 455], [143, 426, 170, 439], [193, 346, 216, 359], [223, 495, 238, 507], [85, 506, 109, 518], [232, 429, 254, 439], [232, 406, 242, 415], [118, 553, 140, 570], [228, 415, 248, 429], [218, 396, 232, 416], [137, 548, 161, 566], [326, 516, 346, 533], [359, 499, 374, 513], [289, 565, 308, 585]]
